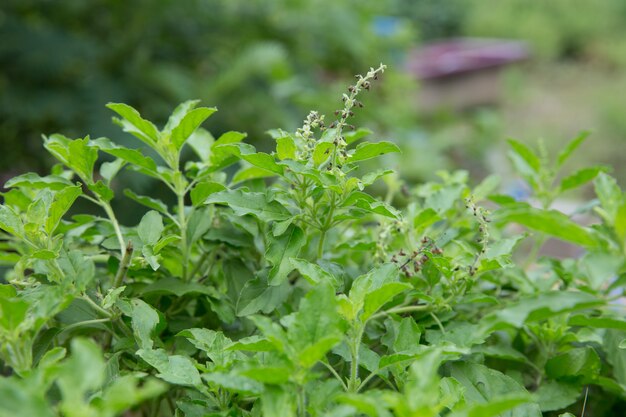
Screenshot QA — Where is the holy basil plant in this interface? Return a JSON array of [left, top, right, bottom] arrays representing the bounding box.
[[1, 64, 625, 417]]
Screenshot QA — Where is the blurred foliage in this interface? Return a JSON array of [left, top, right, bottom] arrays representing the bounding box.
[[3, 0, 626, 188], [0, 0, 416, 174], [463, 0, 626, 65]]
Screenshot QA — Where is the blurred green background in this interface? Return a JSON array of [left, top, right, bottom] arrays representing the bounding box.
[[2, 0, 626, 188]]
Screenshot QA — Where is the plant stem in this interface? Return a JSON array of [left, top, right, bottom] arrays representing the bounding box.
[[177, 193, 189, 281], [368, 304, 430, 321], [348, 324, 364, 392], [113, 241, 134, 288], [101, 201, 126, 258], [317, 192, 338, 259], [189, 249, 215, 281], [297, 385, 306, 417], [81, 294, 113, 318], [317, 230, 327, 259], [320, 361, 349, 391], [61, 318, 111, 333], [524, 235, 547, 269]]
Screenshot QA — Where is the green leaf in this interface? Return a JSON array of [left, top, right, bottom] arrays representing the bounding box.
[[232, 166, 276, 184], [362, 282, 411, 321], [495, 204, 597, 247], [190, 181, 226, 206], [360, 169, 394, 187], [580, 250, 624, 289], [99, 158, 122, 184], [248, 315, 289, 352], [413, 208, 441, 231], [187, 128, 214, 162], [347, 263, 400, 320], [171, 107, 217, 150], [137, 348, 202, 387], [266, 225, 305, 285], [226, 335, 274, 352], [450, 395, 534, 417], [276, 136, 296, 160], [342, 191, 400, 218], [57, 249, 95, 292], [486, 291, 602, 329], [99, 375, 166, 415], [449, 362, 541, 417], [557, 131, 590, 168], [177, 328, 234, 367], [31, 249, 58, 260], [202, 372, 264, 394], [142, 245, 160, 270], [0, 296, 29, 332], [4, 173, 73, 190], [239, 366, 292, 384], [483, 235, 525, 259], [44, 135, 98, 184], [568, 314, 626, 331], [312, 142, 333, 166], [88, 180, 113, 202], [337, 392, 391, 417], [594, 172, 622, 224], [0, 205, 24, 238], [128, 299, 160, 350], [57, 338, 105, 406], [290, 258, 341, 288], [107, 103, 160, 146], [605, 330, 626, 385], [0, 377, 55, 417], [124, 189, 169, 215], [545, 347, 600, 380], [186, 207, 212, 245], [210, 131, 248, 169], [287, 283, 343, 368], [393, 317, 422, 354], [92, 137, 158, 172], [426, 322, 488, 349], [344, 127, 373, 145], [425, 184, 464, 214], [163, 100, 200, 132], [137, 211, 163, 246], [205, 189, 291, 223], [45, 185, 82, 234], [261, 386, 296, 417], [535, 380, 581, 412], [559, 166, 606, 193], [347, 141, 400, 163], [507, 139, 541, 174], [236, 277, 290, 316], [225, 143, 284, 174]]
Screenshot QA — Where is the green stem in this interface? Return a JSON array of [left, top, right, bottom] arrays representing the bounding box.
[[81, 294, 113, 318], [101, 201, 126, 258], [297, 385, 306, 417], [317, 192, 338, 258], [430, 312, 445, 333], [178, 193, 189, 281], [189, 249, 214, 280], [368, 304, 430, 322], [62, 318, 111, 333], [320, 360, 348, 391], [524, 234, 547, 269], [317, 230, 327, 259], [113, 241, 134, 288], [348, 324, 364, 392]]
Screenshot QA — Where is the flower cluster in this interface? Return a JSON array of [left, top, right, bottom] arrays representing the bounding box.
[[295, 110, 325, 160]]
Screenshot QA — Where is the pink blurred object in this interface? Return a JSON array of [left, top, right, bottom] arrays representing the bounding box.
[[406, 38, 530, 111]]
